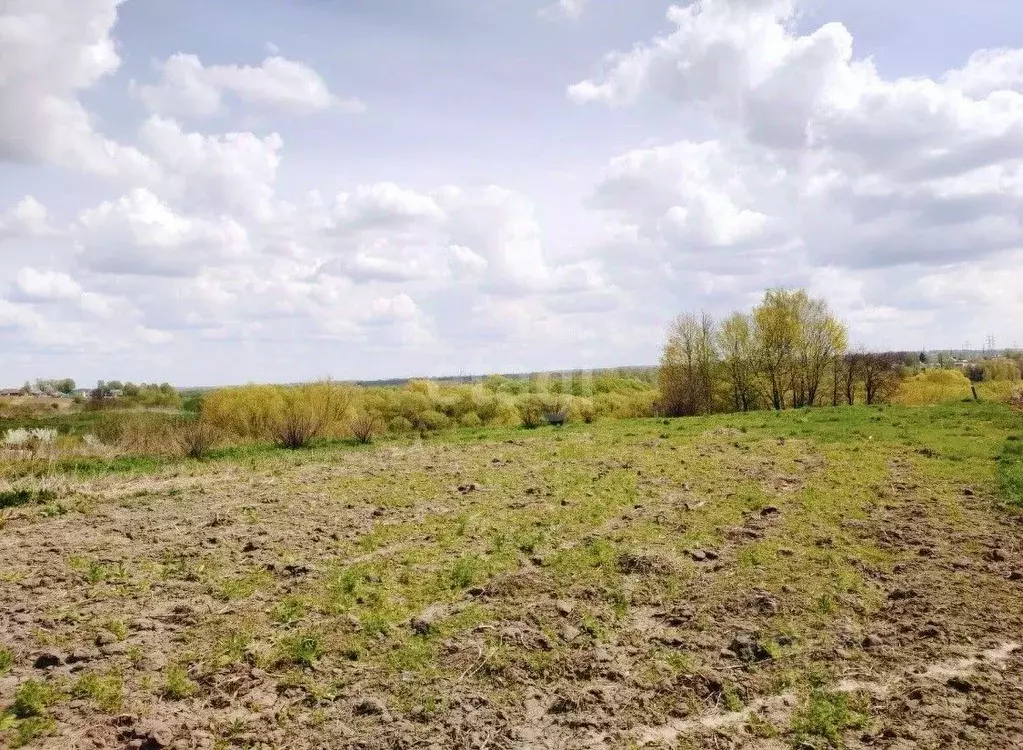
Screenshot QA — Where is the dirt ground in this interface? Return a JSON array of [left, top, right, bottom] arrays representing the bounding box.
[[1, 404, 1022, 749]]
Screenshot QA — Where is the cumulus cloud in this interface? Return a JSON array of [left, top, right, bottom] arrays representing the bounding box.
[[574, 0, 1023, 284], [0, 197, 56, 239], [0, 0, 151, 176], [76, 188, 251, 277], [538, 0, 589, 21], [13, 268, 113, 317], [131, 53, 365, 118]]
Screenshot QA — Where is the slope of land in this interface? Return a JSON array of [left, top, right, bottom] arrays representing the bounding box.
[[1, 402, 1022, 749]]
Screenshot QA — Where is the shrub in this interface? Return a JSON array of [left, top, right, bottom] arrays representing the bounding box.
[[388, 416, 414, 434], [517, 395, 546, 429], [349, 413, 381, 444], [202, 382, 354, 449], [414, 409, 450, 432], [893, 370, 972, 406], [459, 412, 483, 429], [1010, 388, 1023, 412], [95, 412, 180, 456], [174, 418, 220, 459]]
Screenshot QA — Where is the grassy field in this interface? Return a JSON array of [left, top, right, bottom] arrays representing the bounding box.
[[1, 402, 1022, 749]]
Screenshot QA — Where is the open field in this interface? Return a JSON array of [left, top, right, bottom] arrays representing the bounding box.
[[2, 402, 1023, 749]]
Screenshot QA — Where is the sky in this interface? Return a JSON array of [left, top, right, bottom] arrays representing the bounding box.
[[3, 0, 1023, 387]]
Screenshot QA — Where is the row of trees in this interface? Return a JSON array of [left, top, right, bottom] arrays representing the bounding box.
[[659, 289, 903, 416]]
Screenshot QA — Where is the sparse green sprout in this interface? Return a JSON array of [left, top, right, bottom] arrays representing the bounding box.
[[446, 554, 482, 589], [11, 680, 60, 718], [71, 671, 124, 712], [791, 690, 869, 747], [278, 633, 322, 667], [162, 665, 198, 700], [272, 597, 308, 625], [0, 646, 13, 676]]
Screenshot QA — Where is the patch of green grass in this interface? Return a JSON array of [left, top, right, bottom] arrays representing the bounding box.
[[272, 596, 308, 625], [103, 619, 128, 640], [161, 665, 198, 700], [997, 438, 1023, 509], [71, 671, 124, 712], [0, 489, 56, 510], [3, 715, 57, 748], [277, 633, 323, 667], [10, 680, 60, 719], [790, 690, 869, 747], [0, 646, 13, 676], [445, 554, 483, 589]]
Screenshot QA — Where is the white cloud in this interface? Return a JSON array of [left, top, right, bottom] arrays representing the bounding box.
[[574, 0, 1023, 276], [76, 188, 251, 277], [14, 268, 113, 317], [131, 53, 364, 118], [0, 0, 152, 176], [138, 117, 284, 221], [0, 197, 56, 239], [539, 0, 588, 21]]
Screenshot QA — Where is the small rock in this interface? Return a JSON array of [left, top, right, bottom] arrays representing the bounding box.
[[67, 649, 98, 664], [888, 588, 917, 601], [754, 592, 779, 615], [555, 600, 575, 617], [688, 549, 707, 562], [728, 633, 771, 663], [947, 676, 974, 693], [95, 631, 117, 646], [140, 722, 175, 748], [410, 605, 446, 635], [561, 625, 581, 642], [100, 642, 127, 656], [353, 697, 388, 717], [33, 650, 63, 669]]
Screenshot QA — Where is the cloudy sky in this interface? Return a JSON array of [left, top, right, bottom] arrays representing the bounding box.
[[3, 0, 1023, 387]]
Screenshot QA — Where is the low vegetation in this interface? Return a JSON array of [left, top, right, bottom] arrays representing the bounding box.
[[1, 400, 1021, 748]]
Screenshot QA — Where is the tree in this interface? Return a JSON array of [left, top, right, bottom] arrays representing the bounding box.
[[718, 312, 759, 412], [861, 353, 901, 405], [659, 312, 717, 416], [752, 289, 803, 411], [793, 294, 848, 407]]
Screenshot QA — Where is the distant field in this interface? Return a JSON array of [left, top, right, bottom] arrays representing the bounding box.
[[1, 402, 1022, 749]]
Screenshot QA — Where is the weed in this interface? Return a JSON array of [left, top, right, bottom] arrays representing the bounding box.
[[272, 597, 308, 625], [278, 633, 322, 667], [10, 680, 60, 718], [103, 619, 128, 641], [790, 690, 869, 747], [162, 665, 198, 699], [71, 671, 124, 712], [0, 646, 12, 676], [6, 716, 57, 747], [446, 554, 482, 589]]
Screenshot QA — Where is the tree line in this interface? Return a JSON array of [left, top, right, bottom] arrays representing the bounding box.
[[658, 288, 905, 417]]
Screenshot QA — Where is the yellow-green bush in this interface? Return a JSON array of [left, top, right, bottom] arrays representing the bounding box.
[[202, 382, 355, 448], [980, 358, 1022, 382], [893, 370, 972, 406]]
